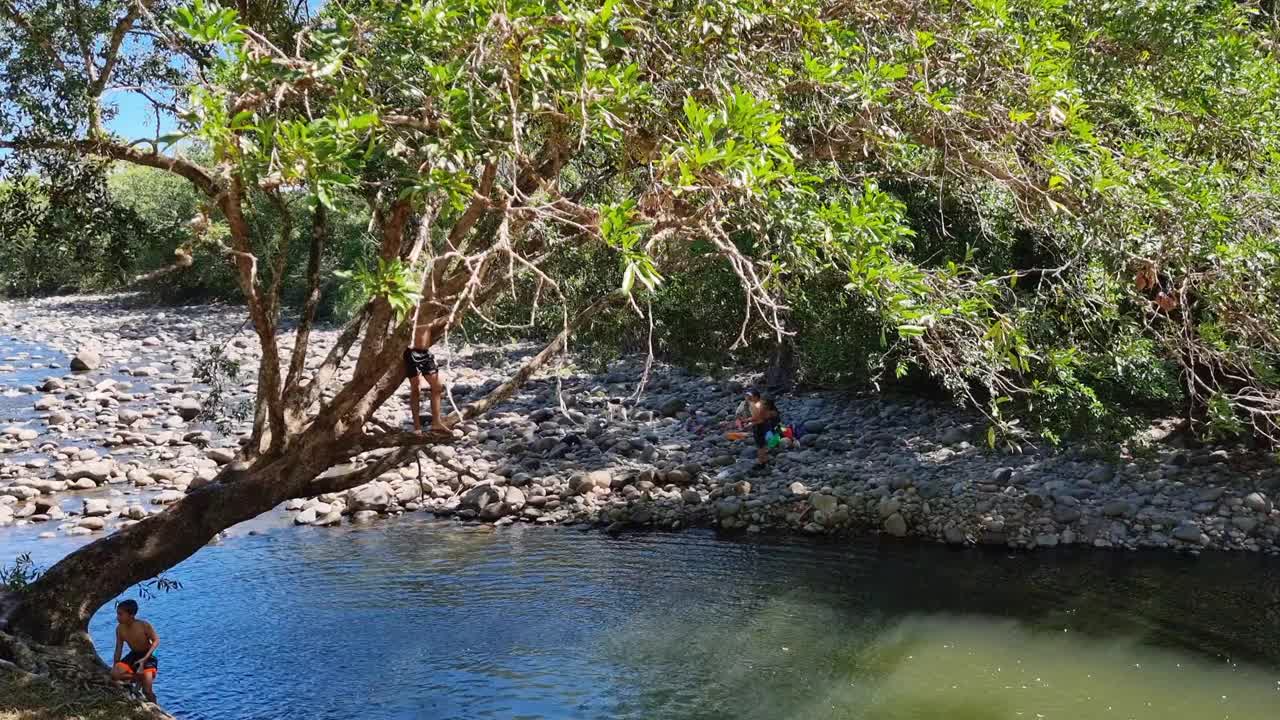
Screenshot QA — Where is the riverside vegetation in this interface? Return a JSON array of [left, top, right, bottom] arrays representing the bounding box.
[[1, 0, 1280, 713]]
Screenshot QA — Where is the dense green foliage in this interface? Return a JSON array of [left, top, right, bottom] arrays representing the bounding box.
[[2, 0, 1279, 446]]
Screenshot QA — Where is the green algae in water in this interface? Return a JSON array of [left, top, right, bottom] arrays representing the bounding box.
[[606, 605, 1279, 720]]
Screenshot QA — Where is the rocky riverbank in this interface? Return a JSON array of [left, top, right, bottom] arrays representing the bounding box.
[[1, 294, 1278, 554]]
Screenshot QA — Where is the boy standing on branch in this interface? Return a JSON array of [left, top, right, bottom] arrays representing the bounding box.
[[404, 320, 450, 435]]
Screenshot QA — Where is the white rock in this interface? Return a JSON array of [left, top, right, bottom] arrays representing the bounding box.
[[151, 490, 184, 505]]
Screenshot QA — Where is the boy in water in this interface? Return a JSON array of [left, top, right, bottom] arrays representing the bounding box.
[[404, 322, 450, 435], [111, 599, 160, 703]]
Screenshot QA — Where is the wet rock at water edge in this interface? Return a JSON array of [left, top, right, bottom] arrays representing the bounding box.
[[883, 513, 908, 537], [810, 493, 838, 514], [1173, 523, 1207, 545], [347, 481, 393, 513], [176, 398, 202, 421], [78, 516, 106, 531], [70, 347, 101, 372]]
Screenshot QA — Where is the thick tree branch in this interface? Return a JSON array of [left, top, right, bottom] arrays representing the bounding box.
[[264, 190, 295, 320], [89, 1, 151, 101], [220, 176, 286, 454], [284, 204, 328, 402], [0, 137, 219, 196], [307, 446, 419, 496], [290, 301, 371, 416]]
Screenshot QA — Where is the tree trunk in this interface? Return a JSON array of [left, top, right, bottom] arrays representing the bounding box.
[[5, 435, 342, 646]]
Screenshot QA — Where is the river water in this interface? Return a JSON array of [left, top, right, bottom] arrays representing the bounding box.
[[3, 338, 1280, 719], [3, 516, 1279, 720]]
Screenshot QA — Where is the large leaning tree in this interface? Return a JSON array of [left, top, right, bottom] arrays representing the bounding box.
[[1, 0, 1279, 654]]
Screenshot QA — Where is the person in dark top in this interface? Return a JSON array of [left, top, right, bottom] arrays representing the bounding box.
[[405, 322, 449, 435], [748, 391, 781, 469], [111, 599, 160, 703]]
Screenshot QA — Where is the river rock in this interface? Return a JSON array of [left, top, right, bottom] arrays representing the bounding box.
[[716, 497, 742, 518], [70, 347, 101, 372], [943, 524, 965, 544], [34, 396, 59, 411], [660, 398, 687, 417], [810, 493, 837, 514], [64, 461, 112, 484], [460, 484, 498, 510], [569, 470, 611, 494], [78, 516, 106, 531], [127, 505, 147, 520], [83, 498, 112, 517], [1103, 501, 1133, 518], [666, 469, 692, 485], [353, 510, 379, 523], [1173, 523, 1206, 544], [46, 410, 71, 425], [503, 486, 526, 512], [3, 427, 38, 441], [1244, 492, 1271, 513], [1086, 466, 1115, 484], [151, 490, 184, 505], [681, 488, 701, 504], [206, 448, 237, 464], [294, 507, 318, 525], [1232, 517, 1258, 534], [1053, 507, 1082, 524], [176, 398, 202, 421], [883, 513, 907, 537], [314, 510, 343, 527], [1036, 533, 1060, 548], [1, 486, 39, 501], [25, 478, 66, 493], [347, 482, 393, 513]]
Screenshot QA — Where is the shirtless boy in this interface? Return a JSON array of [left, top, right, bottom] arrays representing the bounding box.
[[404, 322, 449, 435], [111, 599, 160, 703]]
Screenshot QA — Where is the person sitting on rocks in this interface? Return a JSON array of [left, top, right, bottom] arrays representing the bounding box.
[[405, 322, 450, 435], [734, 391, 755, 430], [111, 599, 160, 703], [748, 391, 782, 470]]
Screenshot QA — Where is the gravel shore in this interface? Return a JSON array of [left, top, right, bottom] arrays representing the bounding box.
[[1, 294, 1278, 554]]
